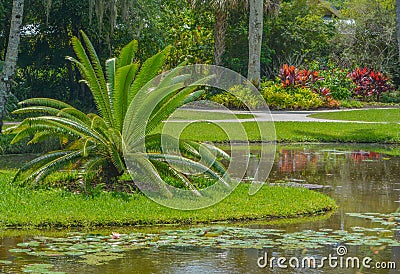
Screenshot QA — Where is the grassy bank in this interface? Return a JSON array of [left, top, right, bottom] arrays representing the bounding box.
[[308, 108, 400, 123], [164, 121, 400, 143], [0, 170, 336, 228]]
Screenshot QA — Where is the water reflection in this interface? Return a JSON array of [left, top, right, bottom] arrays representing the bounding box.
[[1, 144, 400, 273]]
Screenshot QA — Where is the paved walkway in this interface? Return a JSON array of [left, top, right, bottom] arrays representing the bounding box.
[[172, 108, 392, 124]]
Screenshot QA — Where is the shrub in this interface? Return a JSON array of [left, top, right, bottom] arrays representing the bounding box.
[[348, 67, 395, 101], [308, 61, 354, 100], [276, 64, 340, 109], [339, 99, 364, 108], [381, 91, 400, 104], [261, 84, 324, 110], [278, 64, 320, 88], [210, 85, 264, 110]]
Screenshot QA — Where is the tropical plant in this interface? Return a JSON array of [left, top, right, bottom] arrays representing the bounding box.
[[210, 85, 265, 110], [261, 83, 324, 110], [308, 61, 354, 100], [272, 64, 340, 109], [7, 31, 229, 194], [348, 67, 395, 101], [278, 64, 321, 88]]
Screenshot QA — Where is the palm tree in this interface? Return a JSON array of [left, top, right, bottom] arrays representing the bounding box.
[[7, 31, 229, 194], [247, 0, 264, 88], [248, 0, 279, 88], [0, 0, 24, 133], [396, 0, 400, 62], [188, 0, 246, 66], [189, 0, 279, 87]]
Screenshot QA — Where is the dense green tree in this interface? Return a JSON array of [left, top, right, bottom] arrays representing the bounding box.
[[264, 0, 335, 76], [331, 0, 398, 76], [395, 0, 400, 62], [188, 0, 247, 66]]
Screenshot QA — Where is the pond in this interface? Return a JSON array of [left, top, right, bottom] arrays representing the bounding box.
[[1, 144, 399, 273]]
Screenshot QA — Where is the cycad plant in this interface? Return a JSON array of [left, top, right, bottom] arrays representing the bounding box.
[[7, 31, 229, 194]]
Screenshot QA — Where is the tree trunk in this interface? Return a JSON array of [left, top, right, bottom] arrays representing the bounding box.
[[247, 0, 263, 88], [213, 10, 228, 66], [396, 0, 400, 62], [0, 0, 24, 133]]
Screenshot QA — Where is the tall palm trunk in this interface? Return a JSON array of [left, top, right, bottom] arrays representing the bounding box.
[[0, 0, 24, 133], [213, 10, 228, 66], [247, 0, 263, 88], [396, 0, 400, 62]]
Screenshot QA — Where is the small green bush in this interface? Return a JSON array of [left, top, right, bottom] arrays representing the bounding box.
[[210, 85, 265, 110], [381, 91, 400, 104], [339, 99, 364, 108], [309, 62, 355, 100], [261, 84, 323, 110]]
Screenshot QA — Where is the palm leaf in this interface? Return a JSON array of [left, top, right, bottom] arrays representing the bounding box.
[[113, 63, 139, 131], [117, 39, 138, 68], [128, 45, 172, 104], [18, 98, 73, 109]]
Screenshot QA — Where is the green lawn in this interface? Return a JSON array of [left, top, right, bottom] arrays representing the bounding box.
[[168, 109, 254, 120], [0, 170, 336, 228], [161, 121, 400, 143], [308, 108, 400, 123]]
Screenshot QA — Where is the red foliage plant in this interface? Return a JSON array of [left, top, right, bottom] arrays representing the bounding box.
[[348, 67, 394, 101], [278, 64, 321, 88], [278, 64, 339, 108]]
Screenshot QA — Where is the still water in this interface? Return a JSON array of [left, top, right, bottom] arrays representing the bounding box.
[[1, 144, 400, 273]]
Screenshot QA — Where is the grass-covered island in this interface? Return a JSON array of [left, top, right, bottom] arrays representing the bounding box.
[[0, 170, 336, 228]]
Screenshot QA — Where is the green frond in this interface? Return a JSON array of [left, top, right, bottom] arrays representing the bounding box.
[[66, 55, 108, 119], [147, 153, 230, 187], [13, 106, 62, 116], [107, 143, 125, 174], [16, 116, 107, 145], [145, 74, 213, 134], [26, 149, 87, 184], [122, 82, 186, 148], [117, 40, 138, 68], [69, 35, 113, 127], [106, 58, 116, 112], [79, 31, 109, 101], [13, 150, 72, 184], [124, 153, 172, 197], [128, 45, 172, 104], [144, 134, 200, 160], [28, 131, 64, 145], [150, 160, 201, 196], [88, 114, 108, 130], [10, 121, 78, 145], [56, 108, 91, 125], [17, 98, 73, 110], [114, 63, 139, 131], [201, 142, 231, 160]]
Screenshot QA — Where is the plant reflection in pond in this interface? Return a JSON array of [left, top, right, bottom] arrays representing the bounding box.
[[1, 144, 400, 273]]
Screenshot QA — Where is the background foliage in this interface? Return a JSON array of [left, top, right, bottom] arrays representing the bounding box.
[[0, 0, 399, 113]]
